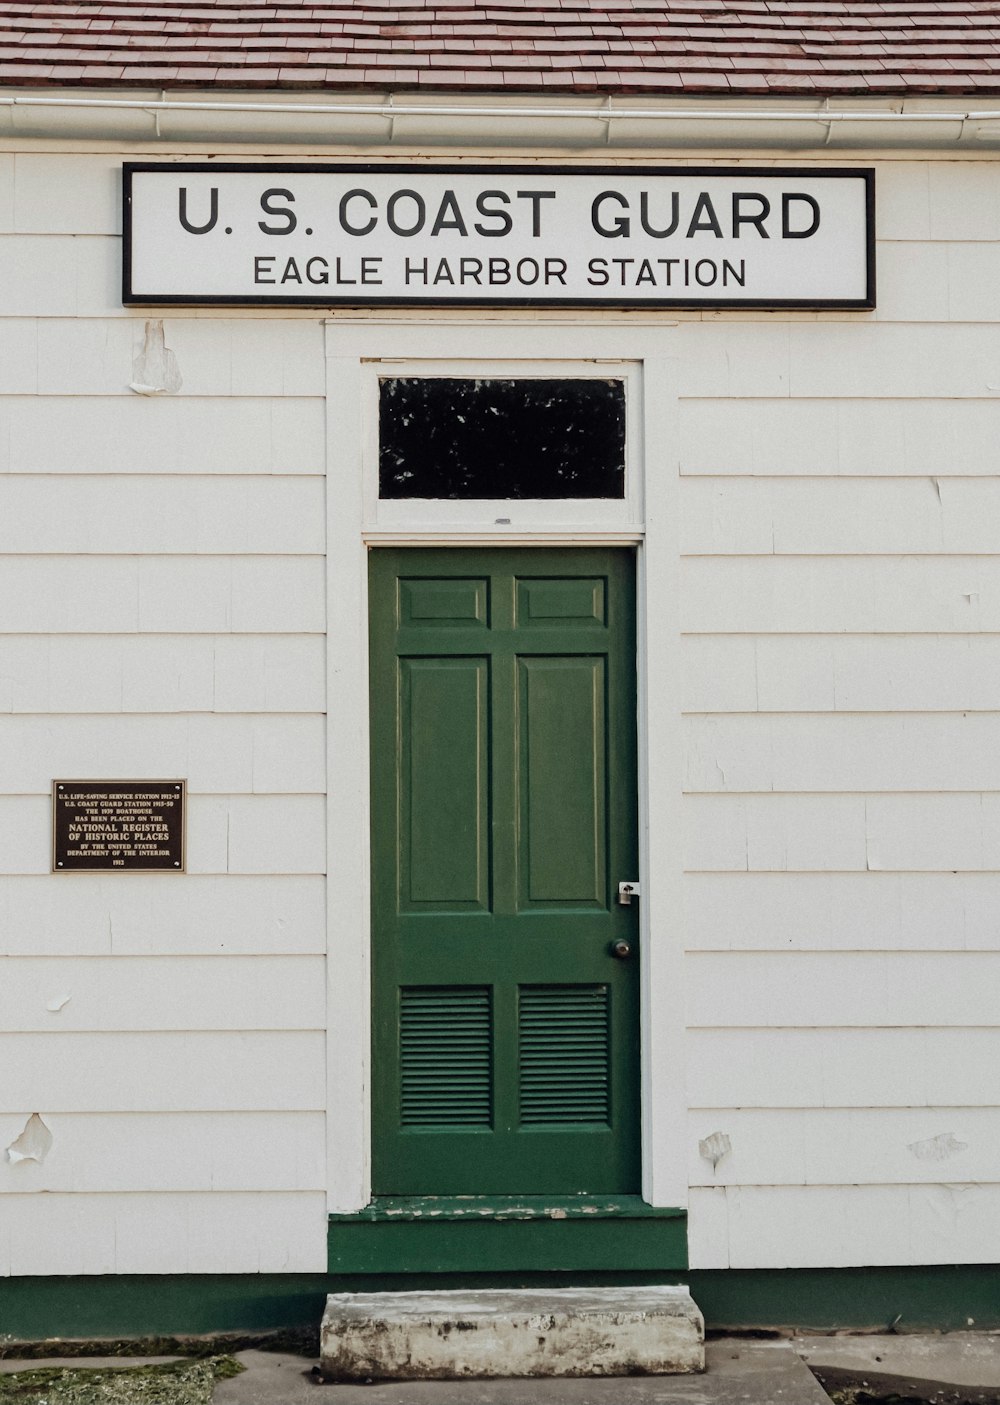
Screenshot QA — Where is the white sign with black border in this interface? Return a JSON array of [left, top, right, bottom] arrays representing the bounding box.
[[123, 163, 875, 310]]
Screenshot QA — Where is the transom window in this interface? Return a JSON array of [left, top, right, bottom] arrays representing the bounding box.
[[378, 377, 626, 501]]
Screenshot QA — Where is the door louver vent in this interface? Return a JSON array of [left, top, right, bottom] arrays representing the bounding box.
[[519, 985, 611, 1125], [399, 986, 492, 1127]]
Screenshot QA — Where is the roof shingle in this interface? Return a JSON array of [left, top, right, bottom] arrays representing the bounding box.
[[2, 0, 1000, 95]]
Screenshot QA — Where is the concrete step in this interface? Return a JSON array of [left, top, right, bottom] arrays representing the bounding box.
[[320, 1286, 705, 1382]]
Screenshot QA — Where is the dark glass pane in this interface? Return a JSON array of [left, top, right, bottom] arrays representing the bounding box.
[[379, 378, 625, 500]]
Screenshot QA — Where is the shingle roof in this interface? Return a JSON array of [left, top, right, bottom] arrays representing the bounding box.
[[3, 1, 1000, 96]]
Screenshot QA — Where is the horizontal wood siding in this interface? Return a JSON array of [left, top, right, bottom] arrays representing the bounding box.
[[688, 1184, 1000, 1270], [678, 157, 1000, 1270], [0, 153, 327, 1275], [4, 146, 1000, 1279]]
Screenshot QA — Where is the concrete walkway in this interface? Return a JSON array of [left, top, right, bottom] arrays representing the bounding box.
[[795, 1331, 1000, 1403], [211, 1340, 831, 1404], [6, 1333, 1000, 1403]]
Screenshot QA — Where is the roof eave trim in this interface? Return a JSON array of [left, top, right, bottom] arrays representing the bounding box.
[[3, 90, 1000, 149]]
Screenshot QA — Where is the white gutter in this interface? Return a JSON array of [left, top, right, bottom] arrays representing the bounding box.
[[5, 95, 1000, 121], [3, 90, 1000, 148]]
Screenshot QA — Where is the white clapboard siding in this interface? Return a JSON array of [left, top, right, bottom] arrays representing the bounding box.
[[872, 161, 931, 240], [682, 636, 1000, 714], [0, 795, 325, 876], [0, 1111, 326, 1194], [677, 323, 1000, 400], [0, 154, 13, 230], [680, 478, 1000, 556], [686, 1028, 1000, 1110], [5, 142, 1000, 1278], [947, 244, 1000, 322], [0, 1031, 325, 1111], [681, 636, 759, 713], [0, 796, 50, 873], [678, 399, 1000, 476], [784, 324, 1000, 399], [682, 557, 1000, 634], [686, 952, 1000, 1028], [688, 1184, 1000, 1270], [873, 241, 949, 323], [927, 162, 1000, 240], [676, 322, 791, 398], [871, 243, 1000, 324], [0, 1192, 328, 1275], [0, 236, 114, 318], [0, 557, 325, 632], [0, 874, 327, 955], [0, 318, 36, 393], [683, 794, 868, 873], [186, 795, 326, 874], [31, 318, 326, 397], [687, 1108, 1000, 1187], [874, 161, 1000, 242], [0, 715, 324, 793], [12, 154, 120, 234], [141, 558, 326, 634], [684, 715, 1000, 793], [0, 955, 325, 1032], [865, 793, 1000, 872], [685, 793, 1000, 874], [872, 243, 1000, 325], [683, 872, 1000, 951], [0, 234, 190, 321], [0, 146, 335, 1282], [0, 396, 324, 473], [0, 477, 325, 554], [0, 319, 326, 399], [0, 636, 326, 714]]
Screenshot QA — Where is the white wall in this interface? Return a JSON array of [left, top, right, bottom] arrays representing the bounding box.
[[678, 158, 1000, 1269], [0, 149, 328, 1274], [1, 141, 998, 1277]]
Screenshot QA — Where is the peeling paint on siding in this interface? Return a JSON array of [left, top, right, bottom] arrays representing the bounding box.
[[130, 320, 182, 396], [6, 1113, 53, 1165]]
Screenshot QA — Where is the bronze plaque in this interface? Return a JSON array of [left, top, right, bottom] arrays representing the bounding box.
[[52, 780, 185, 872]]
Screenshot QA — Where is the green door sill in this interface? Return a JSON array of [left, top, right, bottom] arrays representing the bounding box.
[[331, 1195, 686, 1223], [327, 1197, 687, 1274]]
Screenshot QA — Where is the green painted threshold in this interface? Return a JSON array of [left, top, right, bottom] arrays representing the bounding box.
[[332, 1195, 686, 1222], [6, 1266, 1000, 1343], [326, 1197, 688, 1273]]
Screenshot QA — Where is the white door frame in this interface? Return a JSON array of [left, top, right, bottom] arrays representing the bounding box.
[[324, 317, 687, 1214]]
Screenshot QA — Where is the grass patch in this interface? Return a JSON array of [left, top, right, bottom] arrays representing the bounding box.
[[0, 1356, 243, 1405]]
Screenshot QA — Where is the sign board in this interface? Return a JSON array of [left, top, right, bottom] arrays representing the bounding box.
[[123, 163, 875, 310], [52, 780, 186, 872]]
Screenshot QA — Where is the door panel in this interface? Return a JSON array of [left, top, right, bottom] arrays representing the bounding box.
[[519, 655, 606, 906], [400, 657, 489, 910], [370, 547, 639, 1195]]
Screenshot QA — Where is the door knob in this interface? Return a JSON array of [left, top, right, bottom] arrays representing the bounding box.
[[611, 940, 632, 960]]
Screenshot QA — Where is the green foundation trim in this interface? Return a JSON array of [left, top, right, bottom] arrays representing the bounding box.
[[3, 1266, 1000, 1344], [0, 1275, 328, 1342], [690, 1265, 1000, 1333], [327, 1200, 688, 1273]]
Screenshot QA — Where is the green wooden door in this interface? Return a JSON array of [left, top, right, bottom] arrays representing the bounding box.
[[369, 548, 640, 1195]]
